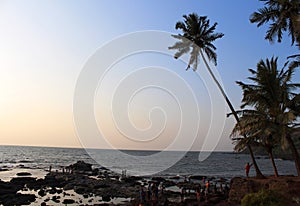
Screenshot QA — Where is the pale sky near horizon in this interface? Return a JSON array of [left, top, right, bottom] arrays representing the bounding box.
[[0, 0, 299, 151]]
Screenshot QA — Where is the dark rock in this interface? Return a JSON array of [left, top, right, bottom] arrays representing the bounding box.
[[69, 161, 92, 172], [26, 178, 45, 190], [53, 199, 60, 203], [38, 189, 46, 197], [163, 180, 176, 187], [0, 193, 36, 206], [10, 177, 36, 185], [52, 195, 60, 203], [109, 175, 120, 180], [62, 199, 75, 204], [94, 184, 110, 189], [99, 166, 109, 171], [42, 174, 69, 188], [209, 176, 216, 181], [102, 195, 111, 202], [19, 160, 33, 163], [41, 202, 46, 206], [75, 186, 86, 194], [152, 176, 165, 182], [189, 175, 206, 180], [0, 180, 20, 195], [56, 188, 63, 194], [49, 188, 57, 194]]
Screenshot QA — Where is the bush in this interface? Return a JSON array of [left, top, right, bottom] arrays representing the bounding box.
[[241, 189, 287, 206]]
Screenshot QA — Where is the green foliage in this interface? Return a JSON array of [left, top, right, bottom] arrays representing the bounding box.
[[241, 190, 287, 206]]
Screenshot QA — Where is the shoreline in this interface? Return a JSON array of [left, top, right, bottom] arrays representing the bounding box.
[[0, 161, 299, 205], [0, 161, 231, 205]]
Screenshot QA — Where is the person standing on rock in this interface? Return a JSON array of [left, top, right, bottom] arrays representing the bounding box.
[[196, 187, 201, 203], [245, 162, 252, 177], [139, 187, 146, 205]]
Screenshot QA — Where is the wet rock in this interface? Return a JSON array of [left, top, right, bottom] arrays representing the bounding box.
[[94, 184, 110, 189], [26, 178, 44, 190], [69, 161, 92, 172], [189, 175, 206, 180], [122, 176, 142, 182], [38, 189, 46, 197], [163, 180, 176, 187], [19, 160, 33, 163], [0, 193, 36, 206], [52, 195, 60, 203], [75, 186, 86, 194], [0, 180, 19, 195], [102, 195, 111, 202], [152, 176, 165, 182], [49, 188, 57, 194], [62, 199, 75, 204], [10, 177, 36, 185], [208, 176, 216, 181], [41, 174, 69, 188]]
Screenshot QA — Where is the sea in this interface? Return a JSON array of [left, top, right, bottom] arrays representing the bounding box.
[[0, 145, 297, 180]]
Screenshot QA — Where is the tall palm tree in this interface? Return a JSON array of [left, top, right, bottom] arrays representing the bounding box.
[[231, 108, 280, 177], [169, 13, 265, 178], [250, 0, 300, 48], [235, 57, 300, 175]]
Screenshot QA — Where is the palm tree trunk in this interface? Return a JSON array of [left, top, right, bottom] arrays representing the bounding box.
[[247, 145, 265, 178], [200, 50, 265, 178], [286, 134, 300, 176], [266, 146, 279, 177]]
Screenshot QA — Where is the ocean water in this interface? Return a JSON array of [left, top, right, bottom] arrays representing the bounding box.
[[0, 145, 297, 179]]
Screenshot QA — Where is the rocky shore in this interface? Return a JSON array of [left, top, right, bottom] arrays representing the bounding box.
[[0, 161, 299, 205]]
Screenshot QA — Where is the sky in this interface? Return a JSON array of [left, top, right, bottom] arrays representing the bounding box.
[[0, 0, 299, 151]]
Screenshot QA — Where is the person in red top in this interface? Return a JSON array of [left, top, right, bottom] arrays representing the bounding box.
[[245, 162, 253, 177]]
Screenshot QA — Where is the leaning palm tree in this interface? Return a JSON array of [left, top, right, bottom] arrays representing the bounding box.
[[236, 57, 300, 175], [169, 13, 265, 178], [250, 0, 300, 47]]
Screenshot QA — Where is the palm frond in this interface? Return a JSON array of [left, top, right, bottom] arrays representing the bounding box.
[[169, 13, 224, 70], [250, 0, 300, 46]]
